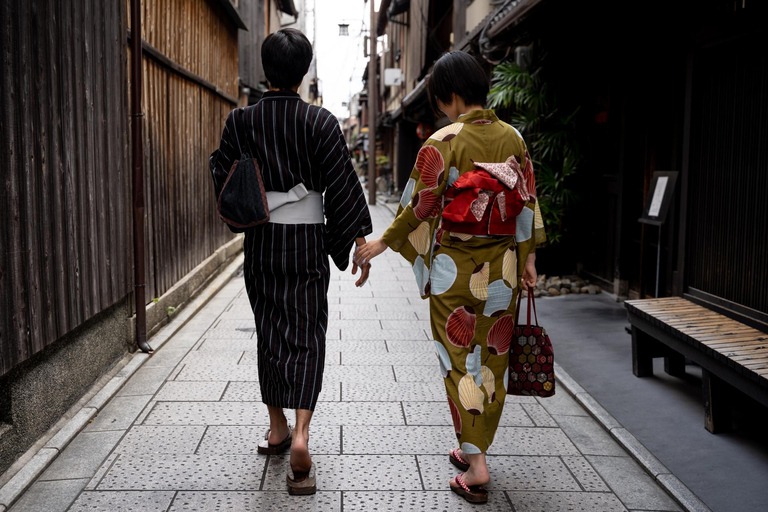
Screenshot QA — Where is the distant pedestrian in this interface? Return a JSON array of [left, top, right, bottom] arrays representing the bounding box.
[[210, 28, 372, 495], [354, 51, 546, 503]]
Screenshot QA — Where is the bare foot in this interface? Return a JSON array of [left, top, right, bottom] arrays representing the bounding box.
[[450, 466, 490, 488], [267, 418, 291, 445], [290, 430, 312, 473]]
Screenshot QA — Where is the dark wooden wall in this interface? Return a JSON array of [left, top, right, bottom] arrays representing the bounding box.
[[131, 0, 238, 301], [0, 0, 239, 377], [0, 0, 132, 377]]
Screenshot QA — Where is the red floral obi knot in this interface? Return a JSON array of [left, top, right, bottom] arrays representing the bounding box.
[[441, 162, 527, 236]]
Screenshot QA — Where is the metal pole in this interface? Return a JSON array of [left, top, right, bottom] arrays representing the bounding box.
[[367, 0, 377, 205], [655, 225, 662, 298], [130, 0, 152, 353]]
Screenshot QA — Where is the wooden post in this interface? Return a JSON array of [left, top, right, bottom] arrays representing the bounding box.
[[702, 369, 730, 434], [631, 326, 657, 377], [367, 0, 377, 205]]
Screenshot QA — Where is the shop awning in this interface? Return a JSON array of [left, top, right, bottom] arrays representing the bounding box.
[[485, 0, 546, 39]]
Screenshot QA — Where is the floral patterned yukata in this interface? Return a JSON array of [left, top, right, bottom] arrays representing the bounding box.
[[381, 110, 546, 454]]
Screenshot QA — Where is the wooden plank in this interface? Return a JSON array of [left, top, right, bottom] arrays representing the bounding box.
[[20, 0, 44, 356], [0, 0, 20, 375], [34, 0, 57, 345]]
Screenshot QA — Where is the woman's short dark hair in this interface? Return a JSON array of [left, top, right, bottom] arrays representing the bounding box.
[[428, 51, 490, 113], [262, 28, 313, 89]]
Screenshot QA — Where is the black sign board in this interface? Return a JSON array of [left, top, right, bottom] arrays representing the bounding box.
[[639, 171, 678, 226]]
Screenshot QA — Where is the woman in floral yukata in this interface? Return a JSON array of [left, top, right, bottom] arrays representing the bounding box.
[[355, 51, 546, 503]]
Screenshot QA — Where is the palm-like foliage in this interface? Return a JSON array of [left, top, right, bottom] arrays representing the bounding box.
[[487, 60, 580, 245]]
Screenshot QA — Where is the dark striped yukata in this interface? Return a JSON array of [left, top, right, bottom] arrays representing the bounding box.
[[210, 90, 372, 411]]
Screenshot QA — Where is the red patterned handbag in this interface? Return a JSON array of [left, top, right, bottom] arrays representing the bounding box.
[[507, 291, 556, 397]]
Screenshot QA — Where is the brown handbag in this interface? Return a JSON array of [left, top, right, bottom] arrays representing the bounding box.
[[507, 291, 556, 397]]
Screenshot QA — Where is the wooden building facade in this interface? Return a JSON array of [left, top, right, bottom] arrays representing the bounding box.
[[0, 0, 246, 474], [374, 0, 767, 326]]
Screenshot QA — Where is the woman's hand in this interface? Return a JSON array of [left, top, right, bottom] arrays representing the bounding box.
[[522, 253, 537, 290], [354, 238, 387, 268]]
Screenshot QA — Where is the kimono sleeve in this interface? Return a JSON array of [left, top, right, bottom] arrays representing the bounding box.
[[209, 108, 241, 201], [381, 141, 449, 266], [318, 115, 373, 271]]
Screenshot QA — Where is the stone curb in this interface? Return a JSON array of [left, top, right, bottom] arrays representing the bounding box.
[[0, 252, 244, 510], [554, 362, 711, 512]]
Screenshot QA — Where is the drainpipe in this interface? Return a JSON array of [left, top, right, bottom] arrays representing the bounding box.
[[130, 0, 152, 353]]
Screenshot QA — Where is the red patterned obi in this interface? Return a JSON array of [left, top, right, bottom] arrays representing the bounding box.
[[441, 157, 531, 236]]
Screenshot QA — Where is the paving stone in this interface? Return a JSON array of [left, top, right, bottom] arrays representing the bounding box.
[[536, 390, 589, 417], [327, 289, 374, 298], [114, 426, 206, 455], [196, 338, 262, 351], [329, 304, 379, 314], [310, 403, 405, 425], [44, 407, 96, 450], [40, 431, 123, 480], [343, 491, 512, 511], [521, 403, 558, 427], [97, 454, 266, 490], [263, 455, 421, 491], [175, 365, 260, 381], [341, 352, 437, 366], [326, 340, 389, 352], [7, 479, 89, 512], [141, 348, 190, 369], [379, 320, 432, 330], [384, 340, 436, 353], [561, 455, 611, 492], [327, 320, 384, 331], [342, 381, 447, 402], [487, 427, 580, 456], [403, 402, 536, 427], [144, 402, 270, 426], [341, 328, 430, 340], [552, 415, 625, 456], [68, 491, 175, 512], [323, 366, 396, 382], [200, 328, 254, 339], [134, 400, 158, 425], [85, 395, 153, 432], [610, 428, 669, 477], [418, 455, 580, 492], [394, 364, 442, 382], [213, 319, 258, 330], [117, 367, 175, 396], [656, 474, 711, 512], [507, 491, 628, 511], [155, 381, 228, 401], [182, 350, 244, 366], [168, 491, 341, 511], [339, 311, 418, 320], [222, 380, 341, 402], [197, 425, 340, 455], [586, 455, 682, 511], [340, 297, 414, 306], [344, 426, 455, 454], [575, 392, 622, 430], [0, 448, 57, 507]]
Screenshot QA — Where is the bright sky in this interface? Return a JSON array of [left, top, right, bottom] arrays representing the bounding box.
[[314, 0, 382, 119]]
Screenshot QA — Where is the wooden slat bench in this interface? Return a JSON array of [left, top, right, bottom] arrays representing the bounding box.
[[625, 297, 768, 433]]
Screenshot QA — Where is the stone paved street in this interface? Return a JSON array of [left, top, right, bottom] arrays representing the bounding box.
[[9, 205, 683, 511]]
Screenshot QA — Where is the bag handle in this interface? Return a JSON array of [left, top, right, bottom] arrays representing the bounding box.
[[515, 287, 539, 327], [232, 107, 251, 159]]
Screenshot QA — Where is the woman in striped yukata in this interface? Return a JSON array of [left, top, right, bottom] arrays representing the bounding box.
[[209, 29, 372, 494]]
